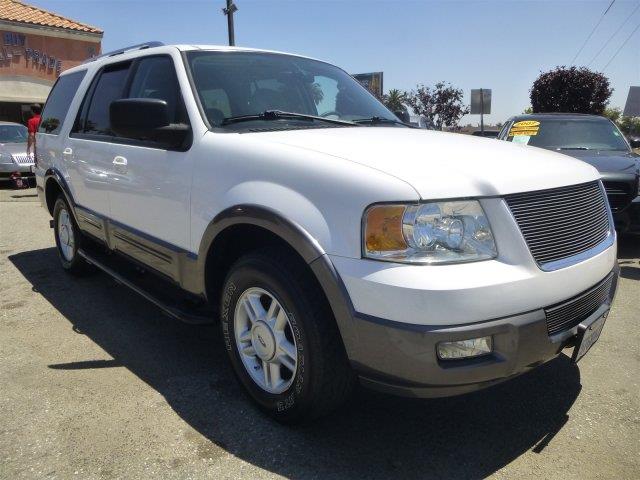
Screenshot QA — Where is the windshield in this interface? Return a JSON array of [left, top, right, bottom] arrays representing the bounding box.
[[186, 51, 398, 130], [505, 117, 630, 151], [0, 124, 28, 143]]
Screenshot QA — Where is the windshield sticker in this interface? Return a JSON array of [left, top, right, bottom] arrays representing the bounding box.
[[511, 135, 531, 144], [509, 120, 540, 137]]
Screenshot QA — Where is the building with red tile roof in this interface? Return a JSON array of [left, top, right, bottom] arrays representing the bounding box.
[[0, 0, 102, 122]]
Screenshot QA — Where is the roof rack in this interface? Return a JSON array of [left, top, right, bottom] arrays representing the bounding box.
[[83, 41, 165, 64]]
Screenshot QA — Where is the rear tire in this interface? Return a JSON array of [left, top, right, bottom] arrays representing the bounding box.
[[220, 247, 355, 423], [52, 196, 92, 275]]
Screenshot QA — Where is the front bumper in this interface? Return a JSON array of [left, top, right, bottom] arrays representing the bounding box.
[[353, 269, 617, 398], [327, 239, 618, 398]]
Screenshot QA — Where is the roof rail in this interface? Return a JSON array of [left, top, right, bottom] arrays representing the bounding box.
[[83, 41, 165, 64]]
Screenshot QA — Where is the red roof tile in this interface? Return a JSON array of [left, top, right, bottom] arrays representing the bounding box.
[[0, 0, 102, 34]]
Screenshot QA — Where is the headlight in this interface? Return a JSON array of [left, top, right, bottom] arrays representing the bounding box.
[[363, 200, 497, 264], [0, 153, 15, 164]]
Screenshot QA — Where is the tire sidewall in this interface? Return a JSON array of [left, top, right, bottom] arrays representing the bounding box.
[[53, 197, 79, 270], [221, 260, 314, 419]]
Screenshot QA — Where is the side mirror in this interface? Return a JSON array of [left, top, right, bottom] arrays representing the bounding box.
[[110, 98, 189, 147], [628, 137, 640, 149]]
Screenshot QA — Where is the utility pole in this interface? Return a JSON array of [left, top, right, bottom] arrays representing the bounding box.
[[480, 88, 485, 135], [222, 0, 238, 46]]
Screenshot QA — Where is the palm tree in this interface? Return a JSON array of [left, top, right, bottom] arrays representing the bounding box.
[[383, 89, 406, 113], [310, 83, 324, 106]]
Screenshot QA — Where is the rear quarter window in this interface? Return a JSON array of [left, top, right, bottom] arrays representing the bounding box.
[[39, 70, 86, 135]]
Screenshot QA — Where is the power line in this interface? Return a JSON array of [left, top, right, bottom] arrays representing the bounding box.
[[602, 22, 640, 70], [588, 2, 640, 66], [571, 0, 616, 65]]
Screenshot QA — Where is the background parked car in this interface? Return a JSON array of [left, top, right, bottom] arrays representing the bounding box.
[[499, 113, 640, 233], [0, 122, 35, 187]]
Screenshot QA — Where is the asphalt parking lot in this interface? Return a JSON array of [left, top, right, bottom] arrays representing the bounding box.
[[1, 186, 639, 480]]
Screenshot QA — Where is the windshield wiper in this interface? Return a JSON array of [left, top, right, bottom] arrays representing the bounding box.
[[221, 110, 357, 127], [557, 147, 590, 150], [352, 116, 417, 128]]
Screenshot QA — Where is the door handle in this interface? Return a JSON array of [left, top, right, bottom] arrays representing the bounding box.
[[62, 147, 73, 156], [112, 155, 128, 174]]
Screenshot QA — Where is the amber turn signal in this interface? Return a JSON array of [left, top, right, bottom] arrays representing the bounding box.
[[364, 205, 407, 252]]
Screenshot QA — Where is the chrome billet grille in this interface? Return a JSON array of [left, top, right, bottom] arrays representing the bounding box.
[[12, 154, 34, 165], [544, 273, 613, 336], [505, 181, 611, 267]]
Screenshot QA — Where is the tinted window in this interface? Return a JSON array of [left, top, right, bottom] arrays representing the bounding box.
[[83, 63, 130, 135], [128, 56, 185, 123], [39, 70, 86, 134]]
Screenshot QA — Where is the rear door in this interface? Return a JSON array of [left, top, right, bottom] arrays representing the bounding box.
[[104, 55, 193, 276], [67, 61, 133, 217]]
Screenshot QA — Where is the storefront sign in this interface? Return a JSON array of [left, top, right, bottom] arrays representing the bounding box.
[[353, 72, 384, 98], [1, 31, 63, 74]]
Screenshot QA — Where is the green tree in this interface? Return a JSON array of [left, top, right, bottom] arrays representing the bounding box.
[[405, 82, 469, 130], [383, 89, 406, 112], [601, 107, 639, 136], [530, 66, 612, 114], [602, 107, 621, 123], [618, 116, 640, 136]]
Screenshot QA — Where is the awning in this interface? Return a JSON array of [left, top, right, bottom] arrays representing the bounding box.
[[0, 77, 53, 103]]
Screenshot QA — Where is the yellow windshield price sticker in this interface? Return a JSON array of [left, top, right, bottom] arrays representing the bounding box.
[[509, 120, 540, 136], [512, 120, 540, 128]]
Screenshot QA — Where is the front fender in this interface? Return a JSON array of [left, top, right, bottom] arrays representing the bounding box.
[[195, 203, 360, 360]]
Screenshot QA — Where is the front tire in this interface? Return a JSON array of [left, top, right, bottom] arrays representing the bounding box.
[[221, 248, 354, 423], [53, 196, 91, 275]]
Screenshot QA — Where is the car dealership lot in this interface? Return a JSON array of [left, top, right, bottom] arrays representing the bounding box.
[[1, 188, 639, 480]]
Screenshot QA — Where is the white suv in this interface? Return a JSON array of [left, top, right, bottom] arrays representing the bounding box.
[[35, 43, 618, 423]]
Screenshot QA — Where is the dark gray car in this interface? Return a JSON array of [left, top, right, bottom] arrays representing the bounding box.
[[498, 113, 640, 233]]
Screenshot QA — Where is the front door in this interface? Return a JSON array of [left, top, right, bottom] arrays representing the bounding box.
[[105, 55, 193, 277]]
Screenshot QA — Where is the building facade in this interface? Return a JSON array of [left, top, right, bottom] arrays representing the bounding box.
[[0, 0, 102, 123]]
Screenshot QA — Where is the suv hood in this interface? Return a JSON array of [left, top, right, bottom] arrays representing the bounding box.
[[252, 128, 600, 198], [553, 149, 639, 176]]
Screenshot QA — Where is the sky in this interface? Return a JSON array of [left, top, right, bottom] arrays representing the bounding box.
[[29, 0, 640, 125]]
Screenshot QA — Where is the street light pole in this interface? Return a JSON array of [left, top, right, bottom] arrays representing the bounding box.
[[222, 0, 238, 46]]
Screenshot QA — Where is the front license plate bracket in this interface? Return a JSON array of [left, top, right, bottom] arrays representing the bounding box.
[[571, 310, 609, 363]]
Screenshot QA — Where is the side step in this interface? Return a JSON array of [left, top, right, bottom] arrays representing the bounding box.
[[77, 248, 213, 325]]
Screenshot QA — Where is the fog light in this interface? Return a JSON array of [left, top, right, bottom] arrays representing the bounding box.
[[437, 336, 493, 360]]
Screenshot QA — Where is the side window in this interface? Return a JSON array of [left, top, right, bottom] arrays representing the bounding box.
[[39, 70, 86, 134], [83, 63, 131, 136], [127, 56, 186, 124]]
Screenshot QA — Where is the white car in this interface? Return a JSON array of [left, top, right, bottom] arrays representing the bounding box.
[[35, 43, 618, 423]]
